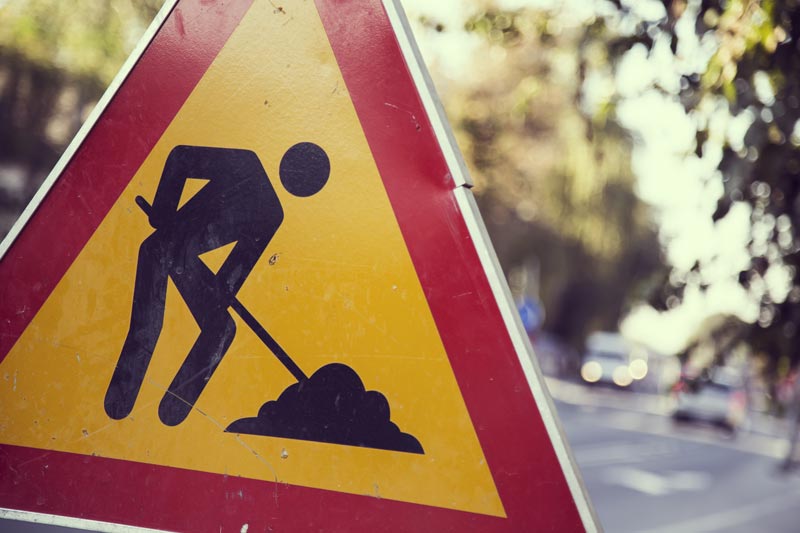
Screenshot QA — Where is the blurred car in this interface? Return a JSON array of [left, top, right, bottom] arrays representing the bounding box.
[[580, 332, 649, 388], [672, 372, 747, 433]]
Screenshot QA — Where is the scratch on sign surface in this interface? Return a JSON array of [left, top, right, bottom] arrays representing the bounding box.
[[268, 0, 285, 14], [143, 377, 282, 482], [384, 102, 421, 131]]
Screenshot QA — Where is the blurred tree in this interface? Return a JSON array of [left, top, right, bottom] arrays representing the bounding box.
[[578, 0, 800, 390], [0, 0, 163, 231], [416, 4, 665, 350]]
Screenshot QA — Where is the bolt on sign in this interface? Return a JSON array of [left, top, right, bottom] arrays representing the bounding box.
[[0, 0, 597, 531]]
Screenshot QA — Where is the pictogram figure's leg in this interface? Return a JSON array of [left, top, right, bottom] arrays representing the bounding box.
[[156, 241, 238, 426], [104, 232, 171, 420], [158, 308, 236, 426]]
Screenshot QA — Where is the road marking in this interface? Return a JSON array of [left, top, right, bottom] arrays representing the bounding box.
[[639, 486, 800, 533], [602, 409, 788, 460], [601, 466, 711, 496], [572, 440, 678, 468]]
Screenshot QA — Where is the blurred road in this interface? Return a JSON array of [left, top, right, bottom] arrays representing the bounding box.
[[552, 381, 800, 532]]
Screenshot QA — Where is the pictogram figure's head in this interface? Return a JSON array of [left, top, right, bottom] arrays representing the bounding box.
[[279, 142, 330, 197]]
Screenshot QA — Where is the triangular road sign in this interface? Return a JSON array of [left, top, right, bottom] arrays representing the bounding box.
[[0, 0, 597, 531]]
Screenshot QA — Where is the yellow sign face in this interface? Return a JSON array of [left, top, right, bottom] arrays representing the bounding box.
[[0, 0, 503, 517]]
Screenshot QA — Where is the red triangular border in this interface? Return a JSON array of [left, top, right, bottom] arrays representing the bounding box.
[[0, 0, 586, 530]]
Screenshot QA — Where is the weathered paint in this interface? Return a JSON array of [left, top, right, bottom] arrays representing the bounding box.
[[0, 0, 595, 531]]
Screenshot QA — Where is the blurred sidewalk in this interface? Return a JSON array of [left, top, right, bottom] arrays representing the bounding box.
[[545, 377, 673, 416], [545, 377, 792, 460]]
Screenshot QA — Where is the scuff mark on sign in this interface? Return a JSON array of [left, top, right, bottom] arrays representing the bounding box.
[[268, 0, 285, 15], [174, 9, 186, 37], [384, 102, 421, 131], [145, 376, 283, 482]]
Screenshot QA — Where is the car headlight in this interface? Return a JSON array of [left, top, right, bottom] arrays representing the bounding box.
[[629, 359, 648, 380], [581, 361, 602, 383], [612, 366, 633, 387]]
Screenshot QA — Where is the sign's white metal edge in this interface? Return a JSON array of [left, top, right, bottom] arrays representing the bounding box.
[[380, 0, 474, 188], [0, 0, 180, 262], [382, 0, 600, 530], [0, 509, 174, 533], [453, 187, 601, 532], [0, 1, 178, 531]]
